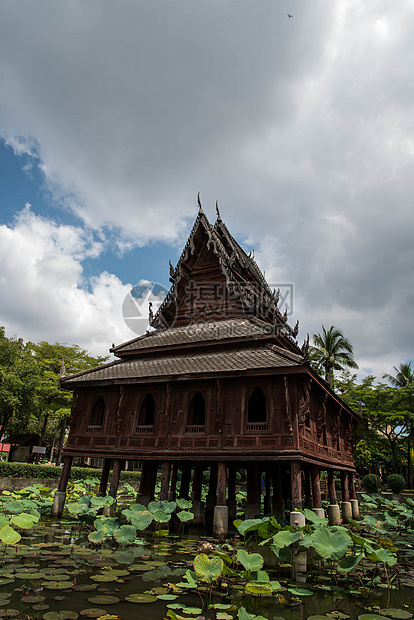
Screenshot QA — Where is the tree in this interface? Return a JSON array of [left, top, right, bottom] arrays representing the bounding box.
[[28, 341, 108, 463], [382, 362, 414, 487], [0, 327, 40, 442], [310, 325, 358, 387]]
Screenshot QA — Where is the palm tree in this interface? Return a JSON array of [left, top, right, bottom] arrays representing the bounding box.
[[383, 362, 414, 487], [311, 325, 358, 387], [383, 362, 414, 387]]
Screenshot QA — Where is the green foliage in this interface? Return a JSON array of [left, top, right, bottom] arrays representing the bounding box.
[[310, 325, 358, 386], [311, 526, 352, 560], [386, 474, 406, 493], [362, 473, 382, 492], [0, 461, 140, 482], [193, 553, 224, 583]]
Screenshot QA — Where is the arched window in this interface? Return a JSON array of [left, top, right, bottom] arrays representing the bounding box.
[[137, 393, 155, 430], [88, 397, 105, 432], [187, 392, 205, 427], [247, 388, 267, 429]]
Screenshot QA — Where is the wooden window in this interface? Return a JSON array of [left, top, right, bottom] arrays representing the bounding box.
[[186, 392, 205, 432], [136, 393, 155, 432], [88, 397, 105, 433], [247, 387, 268, 431]]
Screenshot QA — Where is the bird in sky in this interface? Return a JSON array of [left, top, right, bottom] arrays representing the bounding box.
[[287, 13, 293, 18]]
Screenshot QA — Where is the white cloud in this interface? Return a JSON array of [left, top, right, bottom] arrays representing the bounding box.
[[0, 207, 133, 355], [0, 0, 413, 375]]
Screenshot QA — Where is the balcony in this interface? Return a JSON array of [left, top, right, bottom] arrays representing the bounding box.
[[185, 425, 205, 434], [135, 425, 154, 434], [246, 422, 268, 432], [87, 425, 102, 434]]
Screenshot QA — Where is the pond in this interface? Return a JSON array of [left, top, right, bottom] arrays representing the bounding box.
[[0, 518, 413, 620]]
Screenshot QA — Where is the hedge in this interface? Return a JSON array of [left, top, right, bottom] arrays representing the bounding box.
[[0, 461, 141, 482]]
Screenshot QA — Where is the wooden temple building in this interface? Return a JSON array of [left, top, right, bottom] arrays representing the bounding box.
[[54, 204, 361, 534]]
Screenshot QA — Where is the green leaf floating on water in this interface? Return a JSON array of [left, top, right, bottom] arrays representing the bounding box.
[[88, 528, 108, 544], [238, 606, 267, 620], [124, 593, 157, 603], [112, 524, 136, 545], [236, 548, 264, 571], [88, 596, 119, 605], [0, 525, 21, 545], [287, 587, 314, 596], [311, 526, 352, 560], [378, 609, 413, 619], [194, 553, 224, 582]]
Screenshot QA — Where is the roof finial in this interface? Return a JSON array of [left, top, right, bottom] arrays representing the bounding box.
[[215, 200, 222, 221], [197, 192, 204, 213], [149, 301, 154, 324]]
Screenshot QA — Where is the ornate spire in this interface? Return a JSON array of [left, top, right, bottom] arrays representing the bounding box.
[[149, 301, 154, 324], [169, 260, 176, 283], [215, 200, 222, 221], [301, 334, 310, 361], [293, 320, 299, 338], [197, 192, 204, 213]]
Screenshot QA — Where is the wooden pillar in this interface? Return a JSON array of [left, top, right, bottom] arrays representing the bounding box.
[[349, 472, 357, 499], [51, 455, 73, 517], [57, 456, 73, 493], [98, 459, 111, 496], [291, 461, 302, 511], [341, 470, 350, 502], [328, 469, 337, 504], [108, 459, 123, 498], [139, 461, 158, 504], [311, 465, 322, 509], [206, 463, 218, 511], [168, 463, 178, 501], [214, 462, 228, 537], [272, 463, 285, 518], [179, 463, 191, 500], [261, 466, 270, 513], [216, 462, 227, 506], [192, 464, 203, 502], [160, 461, 171, 501], [227, 465, 237, 521], [246, 462, 261, 518], [304, 468, 312, 508]]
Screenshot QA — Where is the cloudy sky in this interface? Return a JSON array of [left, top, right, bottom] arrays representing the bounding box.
[[0, 0, 413, 380]]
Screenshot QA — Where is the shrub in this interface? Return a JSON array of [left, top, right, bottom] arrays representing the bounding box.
[[0, 461, 140, 483], [386, 473, 406, 494], [362, 473, 382, 493]]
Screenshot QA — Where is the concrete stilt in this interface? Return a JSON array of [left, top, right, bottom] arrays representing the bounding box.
[[245, 504, 260, 520], [328, 504, 341, 525], [213, 506, 228, 538], [191, 500, 205, 525], [51, 491, 66, 518], [313, 507, 325, 519], [342, 501, 352, 523], [350, 498, 360, 519]]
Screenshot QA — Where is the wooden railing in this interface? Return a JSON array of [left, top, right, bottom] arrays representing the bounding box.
[[135, 425, 154, 433], [246, 422, 268, 432], [87, 425, 102, 433], [185, 425, 205, 433]]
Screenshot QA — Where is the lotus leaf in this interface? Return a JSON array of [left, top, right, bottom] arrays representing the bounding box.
[[378, 610, 413, 619], [130, 512, 154, 530], [127, 503, 148, 512], [90, 574, 118, 582], [112, 525, 136, 545], [194, 553, 223, 583], [151, 509, 171, 523], [176, 510, 193, 523], [311, 526, 352, 560], [245, 580, 273, 595], [236, 518, 265, 537], [90, 496, 115, 508], [358, 616, 387, 620], [176, 498, 192, 510], [88, 529, 108, 544], [9, 513, 38, 528], [238, 607, 267, 620], [80, 609, 107, 618], [42, 580, 72, 589], [148, 500, 176, 514], [0, 526, 20, 545], [157, 594, 178, 600], [337, 553, 363, 573], [302, 508, 329, 525], [365, 547, 397, 566], [15, 571, 46, 579], [94, 517, 119, 533], [88, 596, 119, 604], [287, 587, 313, 596], [236, 548, 264, 571], [272, 529, 302, 548], [124, 593, 157, 603]]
